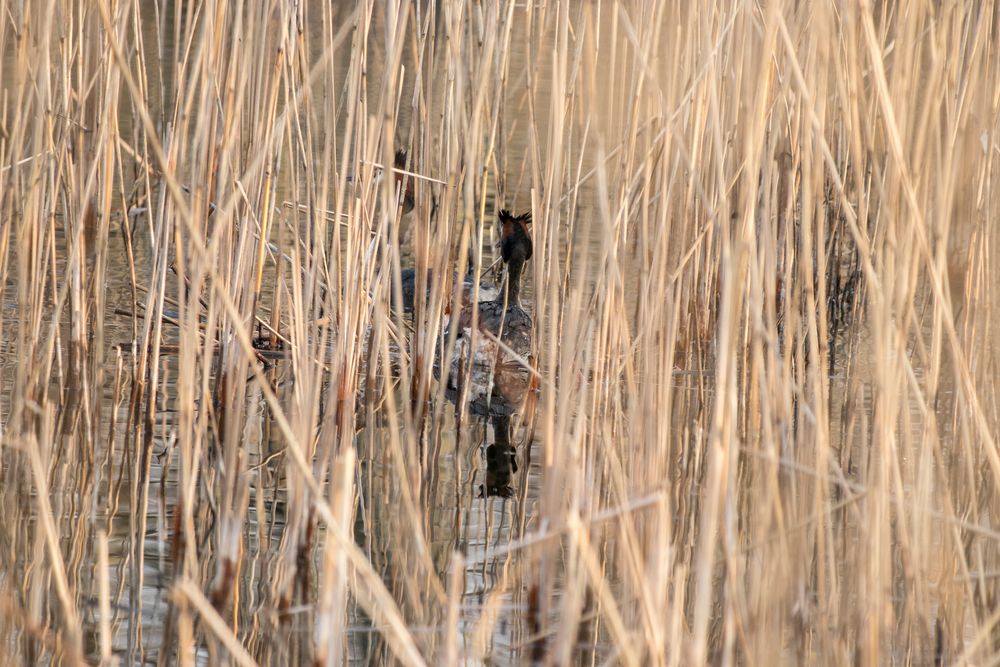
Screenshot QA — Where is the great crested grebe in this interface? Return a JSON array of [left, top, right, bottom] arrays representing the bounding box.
[[444, 209, 533, 417]]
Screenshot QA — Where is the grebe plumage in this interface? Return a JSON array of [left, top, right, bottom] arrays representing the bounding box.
[[399, 263, 500, 318]]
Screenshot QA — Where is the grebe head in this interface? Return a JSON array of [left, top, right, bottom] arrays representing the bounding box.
[[498, 209, 532, 264], [497, 209, 532, 306]]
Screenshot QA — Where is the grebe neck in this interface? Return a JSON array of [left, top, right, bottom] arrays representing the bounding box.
[[504, 254, 525, 307]]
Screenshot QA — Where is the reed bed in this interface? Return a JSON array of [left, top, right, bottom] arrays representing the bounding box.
[[1, 0, 999, 664]]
